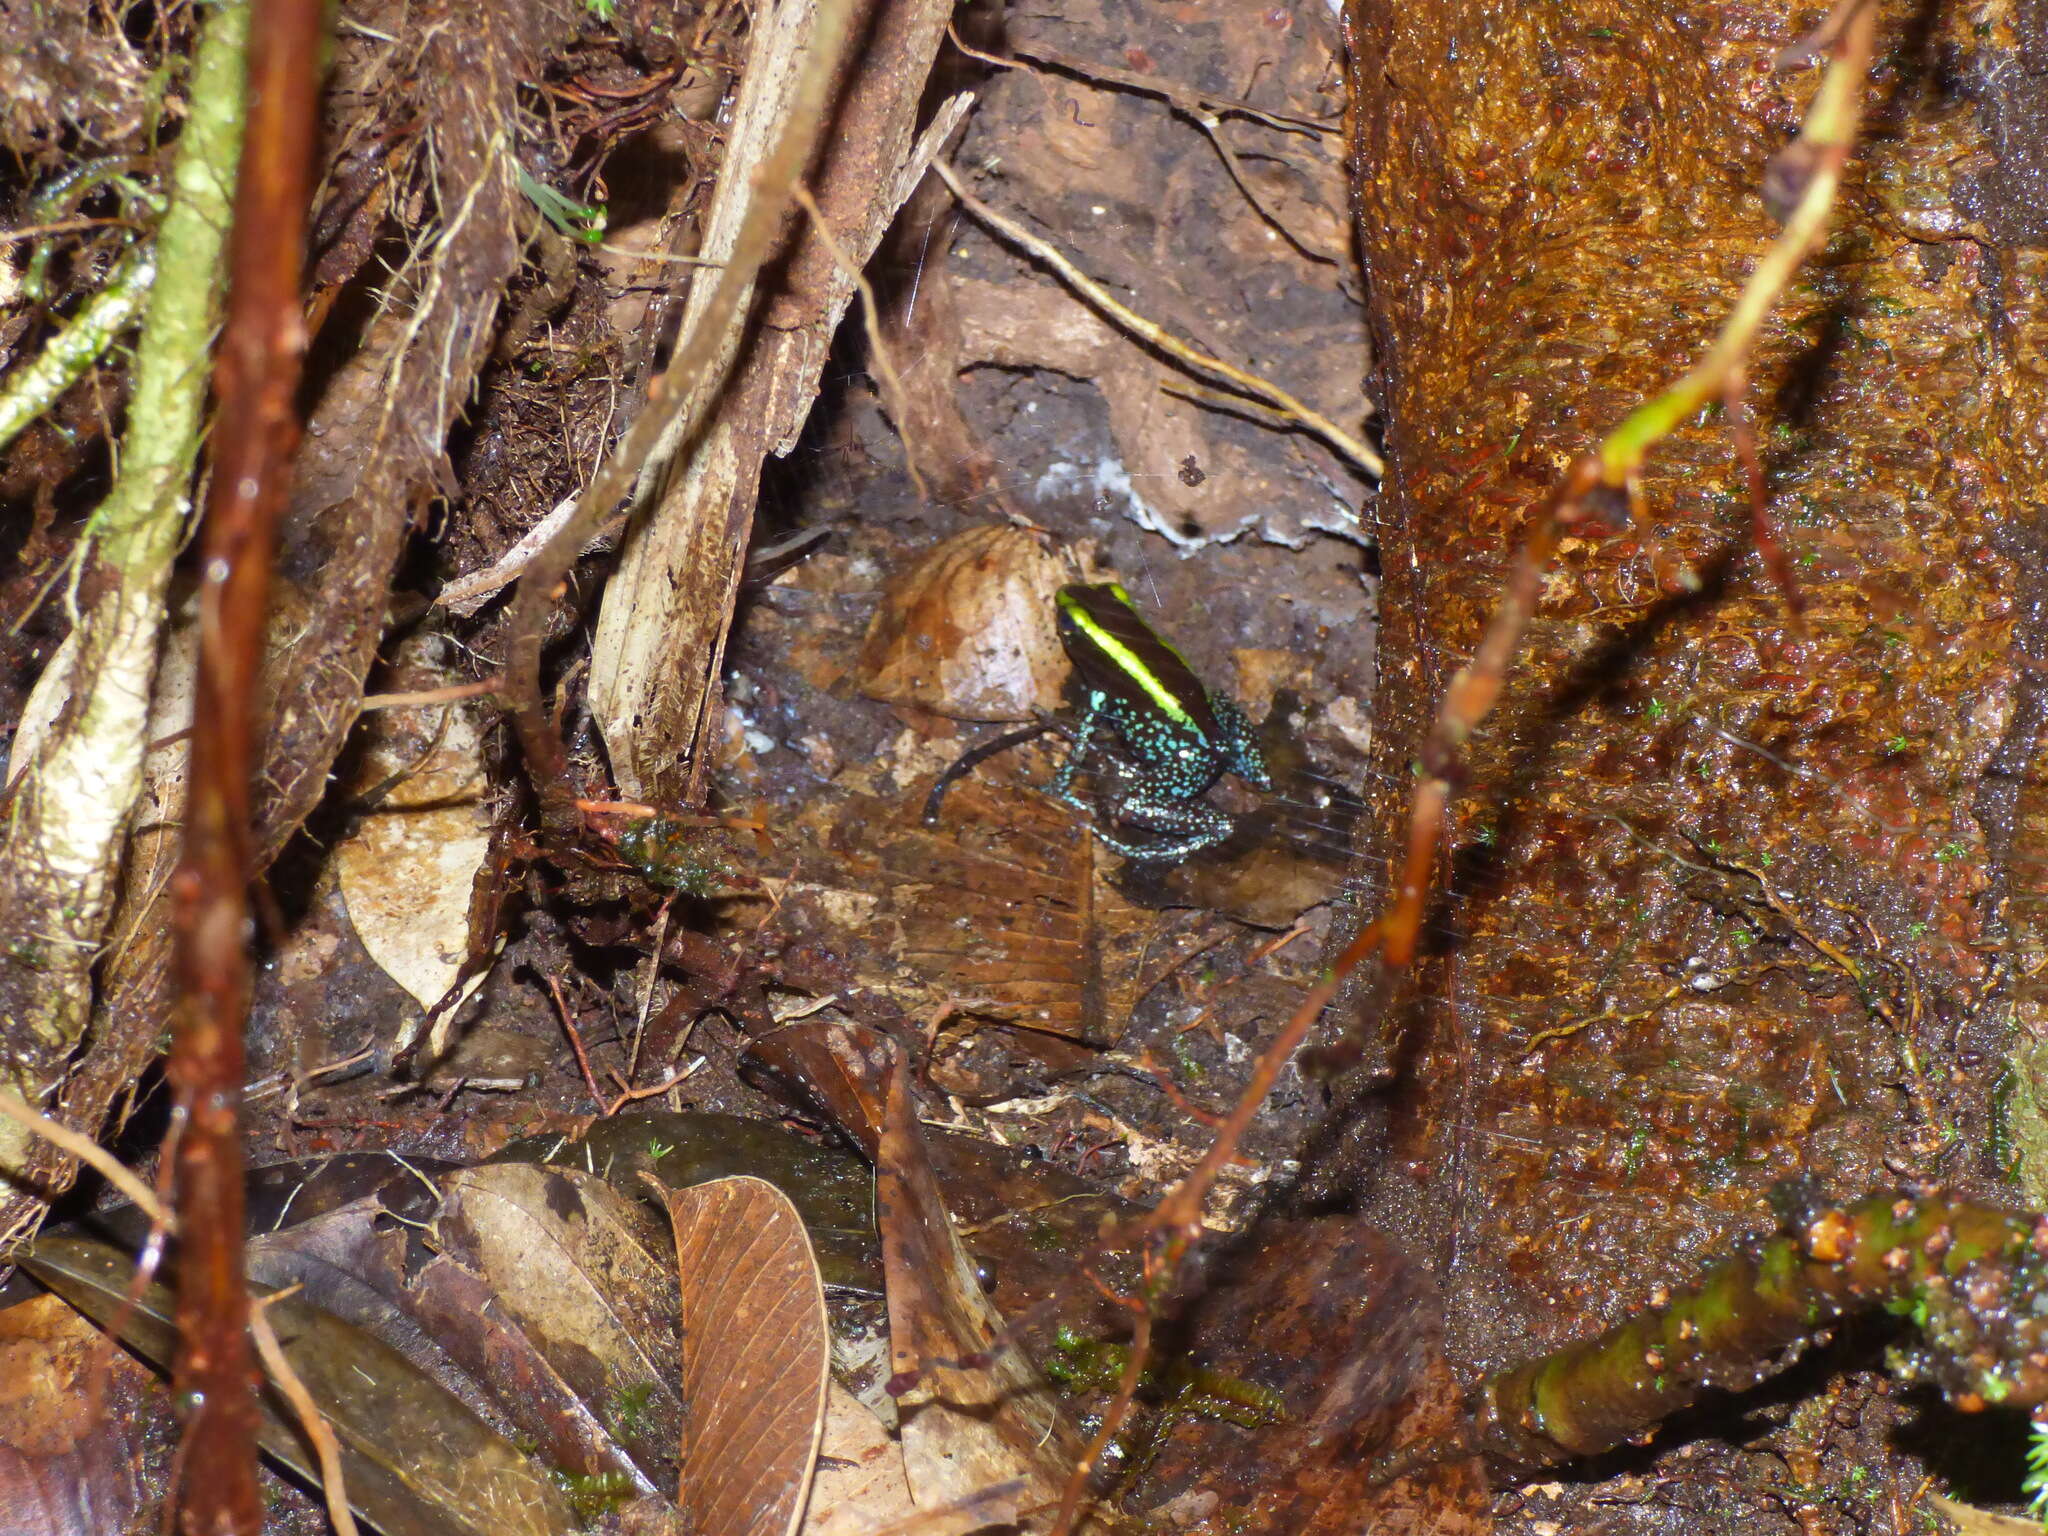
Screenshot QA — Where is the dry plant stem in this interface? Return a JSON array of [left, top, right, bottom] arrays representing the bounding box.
[[946, 25, 1336, 137], [168, 0, 323, 1529], [943, 26, 1335, 261], [0, 1092, 172, 1227], [0, 0, 244, 1243], [1724, 367, 1806, 633], [358, 678, 501, 711], [930, 159, 1382, 481], [1052, 1294, 1152, 1536], [1052, 16, 1878, 1533], [791, 180, 931, 501], [248, 1288, 359, 1536], [502, 0, 859, 834]]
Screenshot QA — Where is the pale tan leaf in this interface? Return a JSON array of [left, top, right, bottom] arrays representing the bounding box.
[[804, 1384, 1022, 1536], [662, 1175, 829, 1536], [1927, 1494, 2042, 1535], [799, 1382, 915, 1536], [333, 635, 492, 1012]]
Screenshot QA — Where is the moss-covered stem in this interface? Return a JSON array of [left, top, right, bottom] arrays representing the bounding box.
[[0, 0, 248, 1247], [0, 244, 158, 452], [1476, 1193, 2048, 1470]]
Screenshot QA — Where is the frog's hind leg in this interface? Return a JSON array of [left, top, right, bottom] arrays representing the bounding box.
[[1092, 798, 1233, 862]]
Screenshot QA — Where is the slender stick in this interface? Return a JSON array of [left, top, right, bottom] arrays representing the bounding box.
[[248, 1288, 359, 1536], [791, 180, 931, 501], [930, 159, 1382, 481], [167, 0, 323, 1529], [0, 1092, 172, 1228]]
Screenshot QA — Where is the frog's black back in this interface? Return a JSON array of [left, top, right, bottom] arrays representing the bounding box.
[[1055, 582, 1224, 741]]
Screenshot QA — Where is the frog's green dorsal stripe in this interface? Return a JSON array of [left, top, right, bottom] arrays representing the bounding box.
[[1056, 583, 1200, 731]]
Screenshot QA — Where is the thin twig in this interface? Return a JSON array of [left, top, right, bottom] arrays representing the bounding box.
[[169, 0, 325, 1528], [357, 678, 500, 711], [248, 1287, 359, 1536], [791, 180, 931, 501], [947, 25, 1338, 137], [931, 159, 1382, 480], [1051, 1295, 1153, 1535], [1724, 367, 1805, 634], [0, 1092, 172, 1228]]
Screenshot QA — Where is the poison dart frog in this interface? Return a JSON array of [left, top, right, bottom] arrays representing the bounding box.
[[1049, 581, 1270, 861]]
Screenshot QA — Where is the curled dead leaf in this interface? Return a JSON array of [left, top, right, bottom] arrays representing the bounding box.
[[856, 525, 1071, 722]]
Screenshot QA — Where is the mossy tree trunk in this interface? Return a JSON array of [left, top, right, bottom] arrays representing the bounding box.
[[1339, 0, 2047, 1505]]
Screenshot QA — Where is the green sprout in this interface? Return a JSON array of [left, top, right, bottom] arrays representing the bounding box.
[[607, 1381, 657, 1439], [2025, 1413, 2048, 1530], [516, 166, 608, 245]]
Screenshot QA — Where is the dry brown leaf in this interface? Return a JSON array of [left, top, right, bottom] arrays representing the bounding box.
[[662, 1175, 830, 1536], [334, 637, 492, 1013], [425, 1163, 684, 1493], [753, 1022, 1083, 1519], [0, 1294, 165, 1536], [815, 771, 1106, 1043], [877, 1051, 1080, 1514], [855, 524, 1072, 721]]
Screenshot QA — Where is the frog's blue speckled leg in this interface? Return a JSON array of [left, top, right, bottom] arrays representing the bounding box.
[[1212, 697, 1273, 790], [1091, 797, 1234, 862], [1048, 693, 1105, 813]]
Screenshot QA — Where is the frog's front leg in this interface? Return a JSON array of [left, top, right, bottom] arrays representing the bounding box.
[[1048, 691, 1107, 814]]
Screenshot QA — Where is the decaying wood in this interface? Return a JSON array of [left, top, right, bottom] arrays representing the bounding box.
[[13, 0, 589, 1244], [504, 0, 868, 830], [0, 0, 244, 1250], [588, 0, 966, 803]]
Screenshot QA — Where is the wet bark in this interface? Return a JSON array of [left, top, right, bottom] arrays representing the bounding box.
[[1340, 0, 2048, 1490]]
